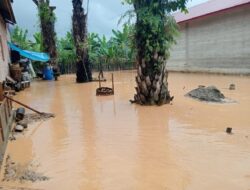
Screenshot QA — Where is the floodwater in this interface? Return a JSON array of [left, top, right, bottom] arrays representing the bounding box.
[[1, 71, 250, 190]]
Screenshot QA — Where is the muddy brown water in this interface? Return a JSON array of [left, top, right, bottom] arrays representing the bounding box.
[[0, 71, 250, 190]]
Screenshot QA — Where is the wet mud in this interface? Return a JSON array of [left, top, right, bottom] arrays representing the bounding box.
[[21, 113, 55, 125], [3, 155, 49, 183], [0, 71, 250, 190]]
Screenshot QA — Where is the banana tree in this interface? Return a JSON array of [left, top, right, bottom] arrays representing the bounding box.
[[11, 26, 30, 49], [111, 25, 135, 69], [58, 32, 77, 74], [32, 32, 42, 52]]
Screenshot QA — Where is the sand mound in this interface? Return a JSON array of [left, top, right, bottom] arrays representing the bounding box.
[[186, 86, 225, 102]]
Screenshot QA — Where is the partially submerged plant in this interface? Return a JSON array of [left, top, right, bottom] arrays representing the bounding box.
[[122, 0, 188, 105]]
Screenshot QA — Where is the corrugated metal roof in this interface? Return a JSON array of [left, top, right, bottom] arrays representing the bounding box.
[[173, 0, 250, 23]]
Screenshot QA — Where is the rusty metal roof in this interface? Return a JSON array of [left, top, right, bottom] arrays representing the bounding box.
[[174, 0, 250, 23]]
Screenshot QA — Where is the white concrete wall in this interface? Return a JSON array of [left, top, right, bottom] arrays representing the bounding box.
[[168, 5, 250, 74], [0, 15, 10, 81]]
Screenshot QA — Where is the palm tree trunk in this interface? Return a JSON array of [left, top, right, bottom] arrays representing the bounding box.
[[72, 0, 92, 83], [35, 0, 57, 66], [132, 1, 173, 105]]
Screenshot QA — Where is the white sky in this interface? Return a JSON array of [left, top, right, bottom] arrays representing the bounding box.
[[12, 0, 208, 38]]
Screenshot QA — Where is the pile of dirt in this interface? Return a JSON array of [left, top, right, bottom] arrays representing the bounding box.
[[2, 155, 49, 183], [22, 113, 55, 124], [185, 86, 225, 103]]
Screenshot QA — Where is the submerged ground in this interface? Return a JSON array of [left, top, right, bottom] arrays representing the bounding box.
[[0, 71, 250, 190]]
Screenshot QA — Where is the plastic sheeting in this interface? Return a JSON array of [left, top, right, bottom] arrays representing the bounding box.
[[8, 42, 50, 62]]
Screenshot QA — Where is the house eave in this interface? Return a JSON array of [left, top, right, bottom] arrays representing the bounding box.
[[0, 0, 16, 24]]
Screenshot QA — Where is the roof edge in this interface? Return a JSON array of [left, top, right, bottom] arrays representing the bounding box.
[[174, 1, 250, 24], [1, 0, 16, 24]]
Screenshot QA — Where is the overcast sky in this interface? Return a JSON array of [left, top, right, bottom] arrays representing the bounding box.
[[12, 0, 208, 39]]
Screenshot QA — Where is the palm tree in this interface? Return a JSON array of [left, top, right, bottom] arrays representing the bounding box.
[[32, 0, 58, 66], [72, 0, 92, 83], [123, 0, 188, 105]]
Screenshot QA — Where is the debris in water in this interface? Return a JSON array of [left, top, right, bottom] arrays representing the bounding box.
[[17, 120, 28, 129], [3, 155, 49, 183], [198, 85, 205, 88], [229, 84, 236, 90], [226, 127, 233, 134], [22, 113, 55, 124], [14, 125, 24, 132], [185, 86, 225, 103], [16, 107, 25, 121]]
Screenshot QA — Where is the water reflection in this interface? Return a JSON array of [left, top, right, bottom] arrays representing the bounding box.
[[0, 72, 249, 190]]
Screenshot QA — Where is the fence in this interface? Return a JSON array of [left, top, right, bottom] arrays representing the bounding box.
[[0, 97, 14, 164], [58, 61, 137, 75]]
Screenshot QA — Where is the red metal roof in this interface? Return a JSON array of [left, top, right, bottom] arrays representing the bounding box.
[[173, 0, 250, 23]]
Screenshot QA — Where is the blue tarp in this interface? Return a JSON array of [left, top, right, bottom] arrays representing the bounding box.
[[8, 42, 50, 62]]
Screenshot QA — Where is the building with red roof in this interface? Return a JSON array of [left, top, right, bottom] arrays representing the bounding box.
[[168, 0, 250, 74]]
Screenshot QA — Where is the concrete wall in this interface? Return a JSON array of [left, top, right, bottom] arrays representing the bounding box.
[[167, 5, 250, 74], [0, 15, 10, 81]]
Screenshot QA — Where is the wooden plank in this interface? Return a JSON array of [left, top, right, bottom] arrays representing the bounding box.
[[4, 102, 8, 124], [0, 103, 7, 130], [6, 98, 11, 116], [0, 109, 6, 141], [6, 99, 10, 116], [0, 82, 4, 101], [0, 105, 6, 128], [0, 97, 14, 144], [0, 115, 4, 142]]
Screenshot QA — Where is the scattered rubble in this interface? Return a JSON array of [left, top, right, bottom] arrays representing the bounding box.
[[17, 120, 28, 129], [22, 113, 55, 124], [3, 155, 49, 183], [229, 84, 236, 90], [14, 125, 24, 133]]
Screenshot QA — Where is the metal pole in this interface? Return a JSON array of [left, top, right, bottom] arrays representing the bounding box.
[[3, 95, 43, 115]]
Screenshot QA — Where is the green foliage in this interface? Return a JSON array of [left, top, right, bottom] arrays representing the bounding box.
[[38, 2, 56, 23], [11, 26, 43, 52], [10, 24, 136, 73], [32, 32, 43, 52], [87, 25, 136, 70], [122, 0, 188, 74], [11, 26, 30, 49], [57, 32, 77, 73]]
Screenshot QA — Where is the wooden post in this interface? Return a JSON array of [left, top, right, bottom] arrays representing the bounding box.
[[0, 116, 4, 142], [0, 82, 4, 101], [99, 76, 101, 88], [112, 73, 114, 93]]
